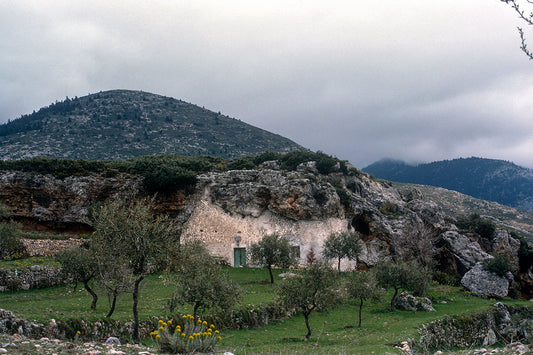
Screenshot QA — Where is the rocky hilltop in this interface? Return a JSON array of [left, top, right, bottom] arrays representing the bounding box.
[[1, 157, 532, 299], [0, 90, 303, 160], [364, 157, 533, 213]]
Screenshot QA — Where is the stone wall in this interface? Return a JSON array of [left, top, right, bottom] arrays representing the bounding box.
[[22, 238, 86, 257], [0, 266, 65, 292]]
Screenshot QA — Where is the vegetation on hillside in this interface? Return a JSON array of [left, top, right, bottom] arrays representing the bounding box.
[[0, 90, 303, 160]]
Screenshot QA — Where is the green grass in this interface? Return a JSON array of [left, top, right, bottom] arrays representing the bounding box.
[[0, 256, 59, 271], [0, 262, 531, 354]]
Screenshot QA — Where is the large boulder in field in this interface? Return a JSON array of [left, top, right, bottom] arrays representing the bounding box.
[[461, 263, 509, 298], [394, 292, 435, 312]]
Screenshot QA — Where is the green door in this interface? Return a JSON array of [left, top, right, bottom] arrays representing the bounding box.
[[234, 248, 246, 267]]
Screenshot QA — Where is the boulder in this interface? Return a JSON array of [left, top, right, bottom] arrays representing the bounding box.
[[394, 292, 435, 312], [441, 231, 491, 273], [104, 336, 121, 346], [461, 263, 509, 298]]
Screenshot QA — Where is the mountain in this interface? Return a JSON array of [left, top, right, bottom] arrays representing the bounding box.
[[363, 157, 533, 212], [0, 90, 303, 160]]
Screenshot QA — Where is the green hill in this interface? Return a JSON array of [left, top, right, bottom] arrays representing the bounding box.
[[0, 90, 303, 160]]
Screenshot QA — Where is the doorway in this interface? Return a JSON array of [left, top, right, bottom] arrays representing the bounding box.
[[233, 247, 246, 267]]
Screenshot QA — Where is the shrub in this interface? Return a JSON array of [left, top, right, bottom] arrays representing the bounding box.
[[378, 201, 398, 216], [456, 213, 496, 240], [483, 253, 513, 277], [336, 187, 352, 210], [0, 221, 26, 259], [151, 315, 221, 354]]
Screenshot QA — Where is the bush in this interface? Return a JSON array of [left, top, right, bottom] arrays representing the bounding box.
[[483, 253, 513, 277], [336, 188, 352, 210], [0, 221, 26, 259], [142, 165, 197, 194], [151, 315, 221, 354], [456, 213, 496, 240], [432, 270, 461, 287]]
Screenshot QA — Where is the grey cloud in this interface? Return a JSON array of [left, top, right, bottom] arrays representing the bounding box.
[[1, 1, 532, 169]]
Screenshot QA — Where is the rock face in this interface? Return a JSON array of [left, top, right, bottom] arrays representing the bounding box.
[[0, 162, 529, 295], [0, 171, 141, 233], [461, 263, 510, 298]]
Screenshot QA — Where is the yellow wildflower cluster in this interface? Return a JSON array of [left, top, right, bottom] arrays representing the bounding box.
[[151, 314, 222, 354]]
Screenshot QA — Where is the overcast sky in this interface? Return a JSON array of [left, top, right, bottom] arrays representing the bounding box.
[[1, 1, 533, 168]]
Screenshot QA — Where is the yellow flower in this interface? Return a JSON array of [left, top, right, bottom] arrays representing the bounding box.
[[208, 332, 212, 336], [202, 320, 207, 326], [159, 326, 164, 332], [155, 335, 161, 340], [210, 324, 215, 329], [189, 336, 194, 340], [198, 319, 202, 323], [158, 319, 164, 324], [217, 336, 222, 341], [182, 315, 187, 319], [76, 331, 80, 335], [181, 333, 186, 337], [203, 332, 208, 336], [215, 330, 219, 334], [152, 330, 158, 335], [167, 320, 172, 325]]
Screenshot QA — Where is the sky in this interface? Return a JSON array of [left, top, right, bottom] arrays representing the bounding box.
[[1, 1, 533, 169]]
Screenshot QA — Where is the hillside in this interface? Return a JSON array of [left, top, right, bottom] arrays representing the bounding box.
[[363, 157, 533, 212], [393, 182, 533, 241], [0, 90, 303, 160]]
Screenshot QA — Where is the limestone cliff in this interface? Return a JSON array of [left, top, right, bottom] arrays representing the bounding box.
[[0, 161, 531, 297]]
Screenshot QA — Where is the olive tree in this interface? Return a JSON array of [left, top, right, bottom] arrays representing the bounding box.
[[323, 231, 362, 274], [277, 259, 342, 341], [168, 240, 241, 319], [374, 259, 431, 311], [0, 203, 26, 259], [249, 233, 298, 283], [56, 246, 99, 310], [89, 196, 179, 342], [346, 271, 383, 327]]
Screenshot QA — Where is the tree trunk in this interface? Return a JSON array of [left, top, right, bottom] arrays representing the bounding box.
[[132, 275, 145, 343], [358, 298, 363, 328], [337, 258, 342, 274], [84, 280, 98, 310], [193, 302, 200, 320], [304, 312, 312, 341], [390, 287, 399, 311], [268, 265, 274, 284], [106, 290, 118, 318]]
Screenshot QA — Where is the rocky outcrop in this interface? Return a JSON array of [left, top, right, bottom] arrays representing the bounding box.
[[461, 263, 510, 298], [0, 163, 529, 295], [0, 171, 141, 233], [440, 231, 492, 274], [417, 303, 533, 351]]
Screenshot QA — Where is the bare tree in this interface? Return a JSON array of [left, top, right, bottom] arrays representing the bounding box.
[[501, 0, 533, 59], [392, 221, 439, 267]]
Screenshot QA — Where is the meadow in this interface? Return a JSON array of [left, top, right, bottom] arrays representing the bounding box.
[[1, 261, 531, 354]]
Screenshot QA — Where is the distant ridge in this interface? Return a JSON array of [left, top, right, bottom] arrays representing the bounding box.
[[0, 90, 303, 161], [363, 157, 533, 212]]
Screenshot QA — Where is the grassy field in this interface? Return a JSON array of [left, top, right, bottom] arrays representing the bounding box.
[[0, 262, 531, 354]]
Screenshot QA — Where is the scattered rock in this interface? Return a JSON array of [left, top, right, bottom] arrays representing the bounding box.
[[461, 263, 509, 298], [395, 292, 435, 312], [104, 336, 121, 346]]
